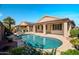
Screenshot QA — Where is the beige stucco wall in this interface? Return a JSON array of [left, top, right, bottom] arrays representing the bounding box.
[[33, 25, 36, 32], [64, 22, 74, 37], [67, 22, 72, 36], [51, 30, 63, 35]]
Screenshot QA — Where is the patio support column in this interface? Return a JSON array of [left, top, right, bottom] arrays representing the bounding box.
[[27, 26, 30, 32], [50, 24, 52, 33], [43, 24, 46, 34], [67, 23, 71, 36], [64, 22, 68, 37], [33, 25, 35, 33]]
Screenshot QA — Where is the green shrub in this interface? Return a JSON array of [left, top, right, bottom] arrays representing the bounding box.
[[9, 46, 57, 55], [9, 46, 42, 55], [70, 39, 79, 45], [9, 46, 25, 55], [61, 49, 79, 55], [70, 29, 79, 37]]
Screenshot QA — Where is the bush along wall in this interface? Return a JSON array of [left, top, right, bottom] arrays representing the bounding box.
[[70, 29, 79, 37]]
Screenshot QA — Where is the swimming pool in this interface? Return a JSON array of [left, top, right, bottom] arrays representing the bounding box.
[[18, 34, 62, 49]]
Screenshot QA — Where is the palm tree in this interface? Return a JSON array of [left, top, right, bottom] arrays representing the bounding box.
[[3, 17, 15, 31]]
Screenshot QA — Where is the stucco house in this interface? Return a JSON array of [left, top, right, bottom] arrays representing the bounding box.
[[13, 21, 33, 33], [33, 16, 75, 37], [15, 16, 75, 37]]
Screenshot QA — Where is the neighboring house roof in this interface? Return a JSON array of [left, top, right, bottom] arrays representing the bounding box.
[[19, 21, 34, 26]]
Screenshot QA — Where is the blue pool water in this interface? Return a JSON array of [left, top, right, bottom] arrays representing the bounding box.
[[18, 34, 62, 49]]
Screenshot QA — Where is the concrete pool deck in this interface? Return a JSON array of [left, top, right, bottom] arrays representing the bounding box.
[[15, 32, 74, 55]]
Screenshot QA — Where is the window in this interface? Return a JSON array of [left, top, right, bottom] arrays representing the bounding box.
[[46, 25, 47, 30], [37, 25, 43, 30], [59, 24, 62, 30], [37, 25, 40, 29], [52, 24, 62, 30]]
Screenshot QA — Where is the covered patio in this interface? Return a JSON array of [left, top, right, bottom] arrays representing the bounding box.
[[18, 25, 29, 32], [33, 19, 71, 37], [33, 23, 51, 34]]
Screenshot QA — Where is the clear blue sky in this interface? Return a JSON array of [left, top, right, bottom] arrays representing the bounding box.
[[0, 4, 79, 26]]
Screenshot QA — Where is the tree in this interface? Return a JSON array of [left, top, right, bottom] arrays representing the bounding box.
[[70, 29, 79, 37], [3, 17, 15, 31]]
